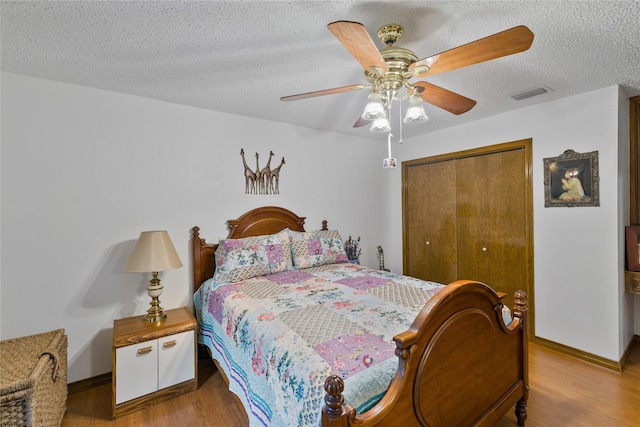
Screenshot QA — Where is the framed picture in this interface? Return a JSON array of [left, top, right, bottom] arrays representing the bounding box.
[[626, 226, 640, 272], [543, 149, 600, 207]]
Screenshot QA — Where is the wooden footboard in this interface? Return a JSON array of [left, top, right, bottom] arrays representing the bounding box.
[[322, 281, 528, 427]]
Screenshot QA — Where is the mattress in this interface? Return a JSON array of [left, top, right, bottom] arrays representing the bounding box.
[[195, 262, 448, 426]]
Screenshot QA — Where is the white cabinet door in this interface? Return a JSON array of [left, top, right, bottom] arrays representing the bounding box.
[[158, 330, 194, 389], [115, 341, 158, 404]]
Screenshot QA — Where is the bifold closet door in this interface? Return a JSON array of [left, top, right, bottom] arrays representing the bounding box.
[[403, 160, 457, 284], [455, 148, 526, 308]]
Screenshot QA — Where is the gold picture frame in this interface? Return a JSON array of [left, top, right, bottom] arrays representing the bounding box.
[[543, 149, 600, 207]]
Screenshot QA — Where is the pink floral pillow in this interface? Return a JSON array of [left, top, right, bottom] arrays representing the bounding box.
[[213, 230, 293, 283], [288, 229, 349, 269]]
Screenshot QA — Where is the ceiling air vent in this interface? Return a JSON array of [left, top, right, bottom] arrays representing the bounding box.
[[510, 87, 552, 101]]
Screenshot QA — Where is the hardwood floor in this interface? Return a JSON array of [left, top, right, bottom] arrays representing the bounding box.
[[63, 341, 640, 426]]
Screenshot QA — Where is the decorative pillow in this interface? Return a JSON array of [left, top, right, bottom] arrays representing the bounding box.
[[289, 229, 349, 268], [213, 230, 293, 283]]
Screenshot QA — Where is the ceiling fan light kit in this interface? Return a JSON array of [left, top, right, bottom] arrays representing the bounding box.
[[281, 19, 534, 135], [404, 92, 429, 124], [370, 117, 391, 133], [362, 92, 387, 120]]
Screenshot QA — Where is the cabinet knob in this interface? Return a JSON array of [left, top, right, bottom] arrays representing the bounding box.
[[137, 346, 153, 355], [426, 241, 430, 245], [163, 340, 177, 348], [482, 247, 487, 252]]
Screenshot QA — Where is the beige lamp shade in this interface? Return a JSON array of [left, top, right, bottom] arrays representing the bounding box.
[[123, 230, 182, 273]]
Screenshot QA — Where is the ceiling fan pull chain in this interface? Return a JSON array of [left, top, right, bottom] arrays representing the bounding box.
[[398, 101, 403, 143], [383, 131, 397, 169]]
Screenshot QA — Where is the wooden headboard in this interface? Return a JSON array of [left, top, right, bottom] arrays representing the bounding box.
[[191, 206, 311, 294]]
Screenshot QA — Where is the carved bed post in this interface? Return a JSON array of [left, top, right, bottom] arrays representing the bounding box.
[[513, 290, 528, 427], [191, 226, 202, 293], [513, 290, 527, 319], [516, 399, 527, 426], [322, 375, 350, 427]]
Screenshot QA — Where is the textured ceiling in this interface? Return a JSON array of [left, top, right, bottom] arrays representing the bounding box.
[[2, 1, 639, 141]]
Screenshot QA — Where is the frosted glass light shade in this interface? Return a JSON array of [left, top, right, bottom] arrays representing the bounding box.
[[370, 117, 391, 133], [362, 92, 387, 120], [403, 95, 428, 124]]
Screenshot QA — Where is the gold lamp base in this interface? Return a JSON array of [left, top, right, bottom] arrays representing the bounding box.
[[144, 306, 167, 323], [144, 272, 167, 323]]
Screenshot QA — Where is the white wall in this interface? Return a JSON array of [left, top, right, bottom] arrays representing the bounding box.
[[387, 86, 632, 361], [1, 73, 634, 382], [0, 72, 391, 382]]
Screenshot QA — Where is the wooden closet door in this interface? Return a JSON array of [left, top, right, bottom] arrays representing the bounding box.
[[403, 140, 533, 336], [403, 160, 457, 284], [456, 154, 491, 284], [456, 148, 526, 308]]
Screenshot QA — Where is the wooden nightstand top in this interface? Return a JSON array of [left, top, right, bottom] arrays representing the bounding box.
[[113, 307, 196, 348]]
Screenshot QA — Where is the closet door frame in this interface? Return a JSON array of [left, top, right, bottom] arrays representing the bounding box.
[[402, 139, 534, 338]]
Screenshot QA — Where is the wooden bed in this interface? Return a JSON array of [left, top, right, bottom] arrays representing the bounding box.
[[192, 206, 528, 427]]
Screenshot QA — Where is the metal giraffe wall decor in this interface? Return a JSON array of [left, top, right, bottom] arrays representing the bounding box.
[[240, 148, 285, 195]]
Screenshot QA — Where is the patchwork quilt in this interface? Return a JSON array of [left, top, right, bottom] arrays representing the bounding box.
[[195, 263, 446, 426]]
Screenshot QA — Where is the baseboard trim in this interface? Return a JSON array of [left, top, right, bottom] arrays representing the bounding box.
[[620, 334, 640, 371], [68, 372, 112, 395], [532, 335, 639, 372]]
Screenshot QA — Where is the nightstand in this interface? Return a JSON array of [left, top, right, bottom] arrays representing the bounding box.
[[112, 306, 197, 418]]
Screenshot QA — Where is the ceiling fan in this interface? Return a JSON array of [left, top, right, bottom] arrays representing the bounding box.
[[281, 21, 534, 131]]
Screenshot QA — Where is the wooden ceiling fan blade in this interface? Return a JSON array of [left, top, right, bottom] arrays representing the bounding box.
[[410, 26, 534, 76], [328, 21, 389, 73], [280, 84, 368, 101], [414, 81, 476, 115], [353, 116, 369, 128]]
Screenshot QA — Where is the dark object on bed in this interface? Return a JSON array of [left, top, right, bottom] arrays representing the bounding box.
[[377, 245, 390, 272], [192, 206, 528, 427]]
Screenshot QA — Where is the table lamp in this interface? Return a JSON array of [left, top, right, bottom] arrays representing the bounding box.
[[123, 230, 182, 323]]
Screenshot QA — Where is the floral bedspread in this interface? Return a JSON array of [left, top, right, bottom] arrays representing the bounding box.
[[194, 263, 446, 426]]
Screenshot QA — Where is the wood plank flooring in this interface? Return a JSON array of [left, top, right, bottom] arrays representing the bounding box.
[[62, 341, 640, 426]]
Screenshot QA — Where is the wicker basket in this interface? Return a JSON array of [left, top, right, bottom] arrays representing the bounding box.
[[0, 329, 67, 427]]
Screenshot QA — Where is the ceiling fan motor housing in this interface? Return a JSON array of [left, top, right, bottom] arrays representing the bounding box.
[[377, 23, 403, 46], [364, 51, 419, 99], [362, 24, 422, 98]]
